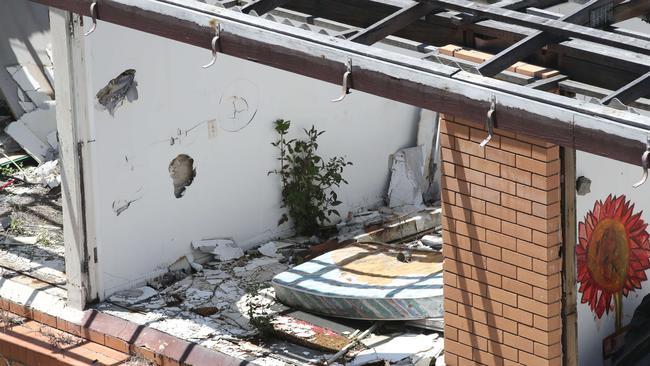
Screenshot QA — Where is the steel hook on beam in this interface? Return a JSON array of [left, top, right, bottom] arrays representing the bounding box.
[[633, 137, 650, 188], [331, 59, 352, 102], [84, 1, 98, 36], [202, 23, 221, 69], [479, 96, 496, 147]]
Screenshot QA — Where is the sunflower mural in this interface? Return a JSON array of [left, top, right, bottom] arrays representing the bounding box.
[[577, 194, 650, 330]]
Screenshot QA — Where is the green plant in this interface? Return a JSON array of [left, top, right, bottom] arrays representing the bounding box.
[[8, 217, 27, 236], [0, 162, 22, 177], [269, 119, 352, 236], [245, 283, 274, 338], [36, 229, 53, 246]]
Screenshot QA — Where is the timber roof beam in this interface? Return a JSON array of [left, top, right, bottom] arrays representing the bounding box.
[[26, 0, 650, 168]]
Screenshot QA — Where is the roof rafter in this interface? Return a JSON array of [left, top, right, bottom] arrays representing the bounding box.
[[601, 70, 650, 105], [281, 0, 650, 91], [349, 2, 439, 45], [420, 0, 650, 55], [477, 0, 621, 77], [241, 0, 290, 15], [26, 0, 650, 166]]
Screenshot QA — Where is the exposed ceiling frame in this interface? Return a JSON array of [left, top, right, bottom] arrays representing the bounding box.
[[283, 0, 650, 91], [601, 70, 650, 105], [241, 0, 290, 15], [349, 2, 440, 45], [28, 0, 650, 167], [420, 0, 650, 55], [477, 0, 624, 77]]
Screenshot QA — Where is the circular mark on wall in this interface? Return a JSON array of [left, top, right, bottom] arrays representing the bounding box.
[[169, 154, 196, 198], [217, 79, 259, 132]]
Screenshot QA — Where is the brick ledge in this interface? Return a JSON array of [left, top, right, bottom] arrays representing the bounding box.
[[0, 279, 253, 366]]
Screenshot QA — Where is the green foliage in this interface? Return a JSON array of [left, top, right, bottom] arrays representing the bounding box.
[[245, 283, 274, 338], [269, 119, 352, 236], [8, 216, 27, 236], [36, 229, 53, 246], [0, 162, 22, 177]]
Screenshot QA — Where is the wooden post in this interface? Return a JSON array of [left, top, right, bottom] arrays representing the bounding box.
[[561, 147, 578, 366]]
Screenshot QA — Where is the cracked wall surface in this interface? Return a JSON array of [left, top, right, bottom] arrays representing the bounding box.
[[82, 22, 421, 298]]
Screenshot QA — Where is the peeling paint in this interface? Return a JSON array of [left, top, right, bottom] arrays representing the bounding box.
[[112, 197, 141, 216], [169, 154, 196, 198], [96, 69, 138, 115]]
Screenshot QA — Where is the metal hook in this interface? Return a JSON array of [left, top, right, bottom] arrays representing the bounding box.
[[331, 59, 352, 102], [480, 96, 496, 147], [633, 137, 650, 188], [202, 24, 221, 69], [84, 1, 98, 36]]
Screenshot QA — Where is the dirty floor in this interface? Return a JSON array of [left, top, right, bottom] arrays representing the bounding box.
[[0, 169, 66, 288]]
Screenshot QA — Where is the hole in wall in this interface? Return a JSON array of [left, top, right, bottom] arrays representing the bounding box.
[[169, 154, 196, 198], [96, 69, 138, 116]]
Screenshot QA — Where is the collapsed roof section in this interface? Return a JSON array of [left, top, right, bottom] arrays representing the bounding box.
[[30, 0, 650, 165]]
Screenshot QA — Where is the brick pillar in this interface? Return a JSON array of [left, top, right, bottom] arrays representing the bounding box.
[[440, 115, 563, 366]]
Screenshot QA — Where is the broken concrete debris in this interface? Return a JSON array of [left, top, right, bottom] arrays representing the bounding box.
[[27, 159, 60, 188], [194, 238, 245, 261], [168, 253, 204, 274], [96, 69, 138, 115], [95, 196, 445, 365], [258, 240, 293, 257]]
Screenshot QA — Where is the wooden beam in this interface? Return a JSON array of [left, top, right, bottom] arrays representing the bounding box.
[[282, 0, 650, 89], [613, 0, 650, 23], [611, 26, 650, 42], [525, 7, 562, 19], [526, 74, 568, 91], [477, 0, 621, 77], [494, 0, 565, 10], [526, 0, 650, 23], [601, 70, 650, 105], [561, 147, 578, 366], [242, 0, 291, 15], [349, 2, 439, 45], [559, 79, 650, 112], [421, 0, 650, 55], [27, 0, 650, 166]]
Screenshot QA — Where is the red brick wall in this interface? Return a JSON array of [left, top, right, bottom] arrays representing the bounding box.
[[440, 115, 563, 366]]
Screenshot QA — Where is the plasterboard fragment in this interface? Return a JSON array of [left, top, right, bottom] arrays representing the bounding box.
[[387, 146, 425, 212], [110, 286, 158, 306], [211, 240, 244, 261], [350, 333, 441, 366], [5, 101, 56, 164], [6, 64, 53, 108]]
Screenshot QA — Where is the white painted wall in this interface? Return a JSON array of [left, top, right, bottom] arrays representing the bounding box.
[[576, 151, 650, 366], [81, 23, 420, 298]]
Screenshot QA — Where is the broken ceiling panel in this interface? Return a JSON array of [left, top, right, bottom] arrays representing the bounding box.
[[0, 0, 52, 118], [5, 100, 57, 164]]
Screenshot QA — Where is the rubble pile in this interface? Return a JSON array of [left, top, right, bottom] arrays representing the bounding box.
[[97, 207, 445, 365]]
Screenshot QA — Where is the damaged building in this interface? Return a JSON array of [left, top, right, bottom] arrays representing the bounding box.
[[0, 0, 649, 365]]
